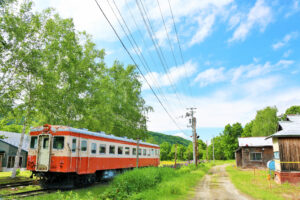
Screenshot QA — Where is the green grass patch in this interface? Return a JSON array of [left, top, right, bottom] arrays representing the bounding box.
[[226, 165, 300, 200], [0, 171, 35, 184], [0, 185, 41, 196]]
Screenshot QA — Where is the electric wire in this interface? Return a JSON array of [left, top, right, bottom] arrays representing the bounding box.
[[93, 0, 187, 134], [135, 0, 185, 108], [107, 0, 172, 112]]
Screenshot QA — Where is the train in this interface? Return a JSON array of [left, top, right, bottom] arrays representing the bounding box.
[[26, 124, 160, 188]]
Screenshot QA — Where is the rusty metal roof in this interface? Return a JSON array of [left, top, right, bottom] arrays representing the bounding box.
[[0, 131, 30, 151], [238, 137, 273, 147]]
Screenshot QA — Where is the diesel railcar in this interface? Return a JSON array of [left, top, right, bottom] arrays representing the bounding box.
[[27, 124, 160, 188]]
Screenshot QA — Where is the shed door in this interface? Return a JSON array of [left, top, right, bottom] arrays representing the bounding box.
[[36, 135, 51, 171]]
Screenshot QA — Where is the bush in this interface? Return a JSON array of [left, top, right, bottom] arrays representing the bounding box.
[[16, 169, 20, 176]]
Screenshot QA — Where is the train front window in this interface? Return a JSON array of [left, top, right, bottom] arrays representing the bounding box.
[[53, 136, 64, 150], [30, 136, 37, 149], [91, 143, 96, 154], [81, 140, 87, 151]]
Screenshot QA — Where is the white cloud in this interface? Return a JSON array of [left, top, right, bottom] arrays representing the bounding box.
[[229, 0, 272, 42], [173, 132, 192, 140], [189, 14, 216, 46], [272, 32, 298, 50], [193, 67, 225, 87], [285, 0, 300, 18], [142, 61, 197, 90], [283, 50, 293, 58]]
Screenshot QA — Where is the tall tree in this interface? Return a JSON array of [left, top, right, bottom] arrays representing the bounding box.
[[160, 142, 171, 160], [242, 120, 253, 137], [251, 106, 278, 136]]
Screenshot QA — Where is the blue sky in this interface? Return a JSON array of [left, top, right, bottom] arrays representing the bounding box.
[[33, 0, 300, 142]]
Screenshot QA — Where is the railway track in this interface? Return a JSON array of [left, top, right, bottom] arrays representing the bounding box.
[[0, 181, 37, 189], [0, 188, 56, 199]]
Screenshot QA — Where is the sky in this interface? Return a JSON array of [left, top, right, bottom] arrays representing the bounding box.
[[33, 0, 300, 142]]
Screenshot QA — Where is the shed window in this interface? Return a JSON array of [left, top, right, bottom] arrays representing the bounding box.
[[274, 151, 279, 159], [132, 148, 136, 155], [81, 140, 87, 151], [99, 144, 106, 154], [125, 147, 130, 155], [91, 143, 97, 154], [30, 136, 38, 149], [143, 149, 146, 156], [250, 152, 262, 161], [109, 145, 115, 154], [72, 139, 77, 152], [53, 136, 64, 150], [7, 156, 22, 168]]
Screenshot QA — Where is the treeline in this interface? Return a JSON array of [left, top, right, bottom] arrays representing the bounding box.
[[0, 1, 151, 140], [146, 131, 191, 146], [207, 105, 300, 160]]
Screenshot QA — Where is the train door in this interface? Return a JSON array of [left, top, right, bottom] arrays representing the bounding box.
[[79, 139, 88, 173], [36, 135, 51, 171]]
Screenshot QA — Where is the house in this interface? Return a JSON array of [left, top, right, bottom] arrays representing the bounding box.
[[267, 115, 300, 184], [235, 137, 273, 168], [0, 131, 29, 172]]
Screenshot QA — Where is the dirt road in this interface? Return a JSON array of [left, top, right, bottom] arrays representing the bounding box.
[[191, 164, 252, 200]]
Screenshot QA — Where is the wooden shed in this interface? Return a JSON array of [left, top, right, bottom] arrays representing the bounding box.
[[235, 137, 273, 168], [268, 115, 300, 184], [0, 131, 29, 172]]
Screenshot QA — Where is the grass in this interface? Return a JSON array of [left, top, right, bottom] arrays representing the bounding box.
[[226, 165, 300, 200], [0, 185, 41, 195], [0, 171, 36, 184]]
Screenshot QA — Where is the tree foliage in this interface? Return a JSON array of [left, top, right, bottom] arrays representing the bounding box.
[[251, 106, 278, 136]]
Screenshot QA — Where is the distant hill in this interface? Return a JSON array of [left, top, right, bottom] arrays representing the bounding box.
[[146, 131, 191, 147]]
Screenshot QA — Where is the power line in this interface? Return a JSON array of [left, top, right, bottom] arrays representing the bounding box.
[[93, 0, 187, 134], [135, 0, 185, 108], [108, 0, 173, 113], [167, 0, 193, 96]]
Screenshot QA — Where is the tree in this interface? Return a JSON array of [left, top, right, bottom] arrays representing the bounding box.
[[282, 105, 300, 120], [184, 143, 193, 161], [242, 121, 253, 137], [251, 106, 278, 136], [160, 142, 171, 160]]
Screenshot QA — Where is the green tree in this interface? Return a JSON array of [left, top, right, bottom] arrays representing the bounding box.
[[251, 106, 278, 136], [160, 142, 171, 160], [281, 105, 300, 120], [184, 143, 193, 161], [242, 121, 253, 137]]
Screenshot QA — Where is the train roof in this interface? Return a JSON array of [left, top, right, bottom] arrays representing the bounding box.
[[30, 125, 159, 148]]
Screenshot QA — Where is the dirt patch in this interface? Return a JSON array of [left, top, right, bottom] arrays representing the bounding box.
[[190, 164, 253, 200]]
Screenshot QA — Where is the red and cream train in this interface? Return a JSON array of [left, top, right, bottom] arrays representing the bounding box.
[[26, 124, 160, 188]]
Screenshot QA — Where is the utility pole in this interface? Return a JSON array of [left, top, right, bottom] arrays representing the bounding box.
[[174, 144, 177, 169], [186, 107, 197, 166]]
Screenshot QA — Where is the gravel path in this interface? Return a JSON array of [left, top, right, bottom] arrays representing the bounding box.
[[191, 164, 253, 200]]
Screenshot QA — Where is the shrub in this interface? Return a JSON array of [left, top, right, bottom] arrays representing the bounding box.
[[16, 169, 20, 176]]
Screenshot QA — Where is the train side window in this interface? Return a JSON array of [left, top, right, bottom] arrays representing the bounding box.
[[53, 136, 64, 150], [99, 144, 106, 154], [72, 139, 77, 152], [91, 143, 97, 154], [30, 136, 38, 149], [125, 147, 130, 155], [132, 148, 136, 155], [138, 149, 141, 156], [155, 149, 158, 155], [143, 149, 146, 156], [151, 149, 154, 156], [81, 140, 87, 151], [109, 145, 115, 154], [118, 146, 123, 155], [147, 149, 151, 156]]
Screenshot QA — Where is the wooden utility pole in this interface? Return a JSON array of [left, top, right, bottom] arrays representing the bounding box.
[[136, 139, 139, 168], [174, 144, 177, 168]]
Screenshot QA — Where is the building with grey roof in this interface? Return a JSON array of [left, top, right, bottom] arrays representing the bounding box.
[[0, 131, 29, 172]]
